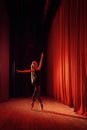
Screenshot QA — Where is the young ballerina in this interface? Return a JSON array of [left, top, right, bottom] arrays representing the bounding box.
[[16, 52, 44, 110]]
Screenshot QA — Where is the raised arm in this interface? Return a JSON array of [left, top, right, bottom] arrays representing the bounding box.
[[16, 68, 35, 73], [36, 52, 44, 71]]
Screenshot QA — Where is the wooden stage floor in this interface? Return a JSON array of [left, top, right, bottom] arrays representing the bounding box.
[[0, 97, 87, 130]]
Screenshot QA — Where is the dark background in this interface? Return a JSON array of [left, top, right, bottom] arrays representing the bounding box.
[[3, 0, 61, 98]]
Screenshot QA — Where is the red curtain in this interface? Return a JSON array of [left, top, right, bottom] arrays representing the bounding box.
[[47, 0, 87, 115], [0, 1, 9, 101]]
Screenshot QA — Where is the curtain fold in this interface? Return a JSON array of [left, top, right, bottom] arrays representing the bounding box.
[[0, 0, 9, 102], [47, 0, 87, 115]]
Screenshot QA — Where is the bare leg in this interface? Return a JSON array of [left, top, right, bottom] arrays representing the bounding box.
[[31, 86, 43, 110], [31, 86, 37, 109], [37, 85, 43, 110], [32, 87, 37, 102]]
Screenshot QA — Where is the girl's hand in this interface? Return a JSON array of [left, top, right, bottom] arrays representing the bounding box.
[[41, 52, 44, 57]]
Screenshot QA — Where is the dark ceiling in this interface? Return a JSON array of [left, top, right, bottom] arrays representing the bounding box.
[[3, 0, 61, 59], [4, 0, 61, 36]]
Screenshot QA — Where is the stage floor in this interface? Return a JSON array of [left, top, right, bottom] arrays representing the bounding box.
[[0, 97, 87, 130]]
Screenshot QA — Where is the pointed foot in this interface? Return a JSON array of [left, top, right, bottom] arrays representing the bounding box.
[[41, 103, 43, 110], [31, 102, 34, 110]]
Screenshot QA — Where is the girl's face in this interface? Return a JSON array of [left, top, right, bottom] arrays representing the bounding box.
[[31, 61, 38, 69]]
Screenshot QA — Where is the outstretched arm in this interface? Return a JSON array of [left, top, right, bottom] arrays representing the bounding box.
[[16, 68, 34, 73], [37, 52, 44, 70]]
